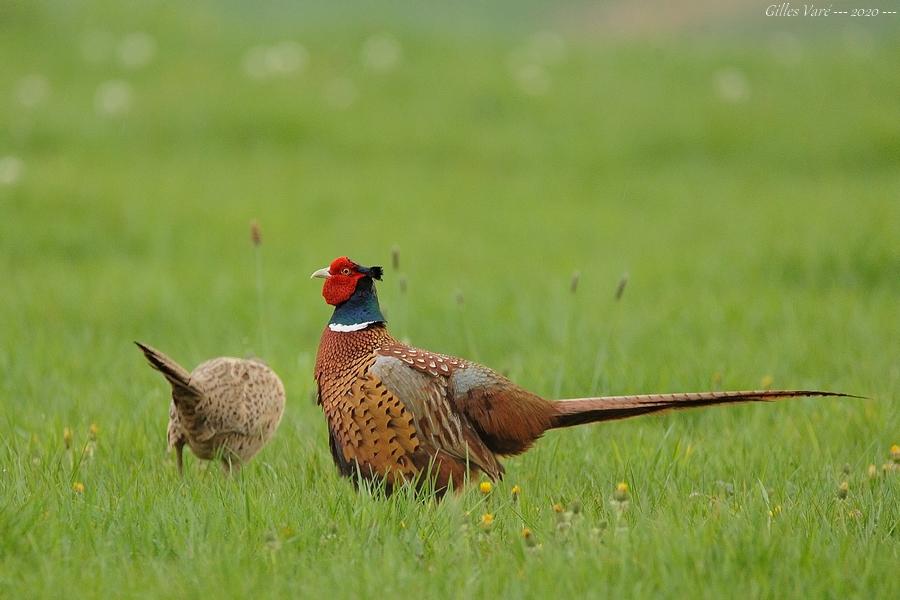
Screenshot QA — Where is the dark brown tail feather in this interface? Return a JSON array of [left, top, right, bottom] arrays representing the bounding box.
[[134, 341, 201, 405], [549, 390, 862, 429]]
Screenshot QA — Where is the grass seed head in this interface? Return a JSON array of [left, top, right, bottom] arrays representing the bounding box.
[[391, 245, 400, 270], [615, 272, 628, 300], [63, 427, 73, 449], [250, 219, 261, 246], [552, 502, 564, 513], [570, 270, 580, 294], [89, 423, 99, 440], [867, 464, 878, 479]]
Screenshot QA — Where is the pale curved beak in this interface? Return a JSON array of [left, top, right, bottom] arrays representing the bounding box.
[[310, 267, 331, 279]]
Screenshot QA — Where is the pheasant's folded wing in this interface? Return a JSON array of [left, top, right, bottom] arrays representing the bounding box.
[[371, 351, 503, 479], [375, 343, 556, 459]]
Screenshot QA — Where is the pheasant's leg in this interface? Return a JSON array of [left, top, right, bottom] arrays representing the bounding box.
[[221, 455, 241, 476], [175, 442, 184, 477]]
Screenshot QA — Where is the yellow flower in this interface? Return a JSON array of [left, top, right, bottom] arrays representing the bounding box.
[[63, 427, 73, 449], [479, 481, 493, 495], [614, 481, 629, 502], [552, 503, 564, 513], [760, 374, 774, 389], [89, 423, 99, 440], [891, 444, 900, 463], [837, 481, 849, 499], [480, 513, 494, 529], [72, 482, 85, 494], [511, 484, 522, 498], [522, 527, 537, 547]]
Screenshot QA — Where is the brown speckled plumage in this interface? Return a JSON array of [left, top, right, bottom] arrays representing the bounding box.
[[137, 342, 285, 474]]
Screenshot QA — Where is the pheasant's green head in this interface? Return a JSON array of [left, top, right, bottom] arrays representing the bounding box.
[[311, 256, 385, 330]]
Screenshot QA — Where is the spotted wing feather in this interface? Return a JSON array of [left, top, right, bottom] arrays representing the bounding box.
[[370, 354, 503, 480]]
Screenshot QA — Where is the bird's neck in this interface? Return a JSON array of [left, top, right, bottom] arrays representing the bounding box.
[[328, 278, 386, 332]]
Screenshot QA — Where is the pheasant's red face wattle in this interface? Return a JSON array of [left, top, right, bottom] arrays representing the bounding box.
[[320, 257, 367, 306]]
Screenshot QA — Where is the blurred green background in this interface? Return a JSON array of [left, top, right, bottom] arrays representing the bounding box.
[[1, 1, 898, 598]]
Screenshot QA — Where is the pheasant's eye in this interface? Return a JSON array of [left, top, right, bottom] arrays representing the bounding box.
[[341, 268, 352, 276]]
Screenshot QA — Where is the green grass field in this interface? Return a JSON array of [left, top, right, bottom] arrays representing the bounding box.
[[1, 2, 898, 598]]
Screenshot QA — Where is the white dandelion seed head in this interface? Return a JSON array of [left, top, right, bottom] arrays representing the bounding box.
[[0, 156, 25, 186], [95, 80, 133, 116], [362, 33, 402, 72], [713, 67, 750, 103], [118, 32, 157, 69], [15, 74, 50, 108], [513, 63, 550, 96], [243, 42, 308, 80], [270, 41, 308, 74], [324, 77, 357, 109]]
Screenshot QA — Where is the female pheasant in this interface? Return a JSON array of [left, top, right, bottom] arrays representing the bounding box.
[[312, 257, 851, 494], [136, 342, 286, 474]]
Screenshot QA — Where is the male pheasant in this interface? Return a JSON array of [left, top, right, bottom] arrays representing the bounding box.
[[312, 257, 852, 494], [136, 342, 286, 474]]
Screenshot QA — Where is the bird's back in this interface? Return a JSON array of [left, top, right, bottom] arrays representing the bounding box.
[[178, 357, 285, 462]]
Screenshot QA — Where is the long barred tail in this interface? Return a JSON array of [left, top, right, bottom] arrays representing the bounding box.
[[549, 390, 861, 429]]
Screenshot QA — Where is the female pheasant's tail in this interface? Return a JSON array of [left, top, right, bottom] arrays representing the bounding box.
[[135, 341, 201, 406], [549, 390, 862, 429]]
